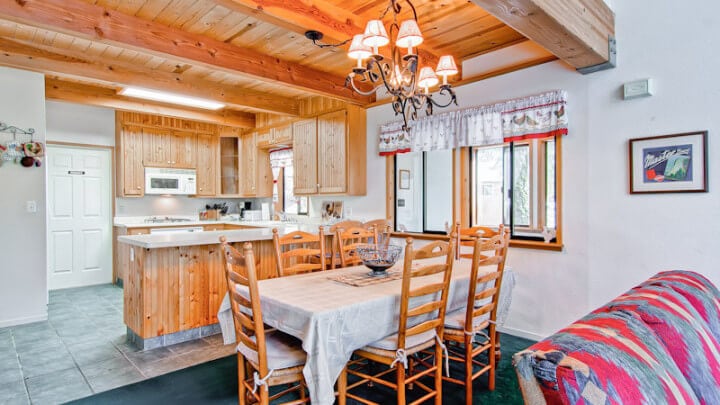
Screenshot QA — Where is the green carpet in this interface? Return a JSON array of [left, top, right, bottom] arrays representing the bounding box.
[[69, 334, 534, 404]]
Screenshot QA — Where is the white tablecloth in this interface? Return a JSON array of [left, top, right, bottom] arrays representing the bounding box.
[[217, 259, 515, 405]]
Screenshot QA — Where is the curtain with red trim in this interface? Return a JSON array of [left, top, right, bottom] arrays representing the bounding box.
[[378, 90, 567, 156]]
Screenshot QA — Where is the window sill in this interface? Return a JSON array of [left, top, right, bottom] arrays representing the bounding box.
[[390, 232, 563, 251]]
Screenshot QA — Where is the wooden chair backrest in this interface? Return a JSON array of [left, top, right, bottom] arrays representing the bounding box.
[[463, 228, 510, 333], [453, 222, 504, 259], [397, 236, 456, 350], [272, 227, 326, 277], [328, 220, 363, 268], [364, 218, 392, 247], [220, 237, 269, 374], [336, 226, 378, 267]]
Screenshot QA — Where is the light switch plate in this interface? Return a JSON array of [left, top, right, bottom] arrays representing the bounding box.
[[624, 78, 653, 100], [26, 200, 37, 213]]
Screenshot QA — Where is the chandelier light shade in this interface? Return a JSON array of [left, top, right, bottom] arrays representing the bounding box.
[[348, 34, 372, 65], [362, 20, 390, 48], [345, 0, 458, 132], [396, 20, 423, 50]]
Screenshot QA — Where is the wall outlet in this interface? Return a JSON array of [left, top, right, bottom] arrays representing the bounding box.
[[623, 78, 653, 100], [26, 200, 37, 213]]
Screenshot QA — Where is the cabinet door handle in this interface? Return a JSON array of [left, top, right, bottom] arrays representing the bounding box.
[[171, 161, 176, 164], [167, 161, 171, 164], [137, 186, 141, 190]]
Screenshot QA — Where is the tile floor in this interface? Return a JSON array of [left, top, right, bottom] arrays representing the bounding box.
[[0, 284, 235, 405]]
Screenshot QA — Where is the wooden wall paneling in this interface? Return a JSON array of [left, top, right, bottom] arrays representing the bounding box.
[[385, 155, 395, 227], [206, 243, 226, 324], [317, 110, 347, 194], [292, 118, 318, 194], [120, 111, 219, 134]]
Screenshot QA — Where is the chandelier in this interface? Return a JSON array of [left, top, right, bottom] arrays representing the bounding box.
[[345, 0, 459, 132]]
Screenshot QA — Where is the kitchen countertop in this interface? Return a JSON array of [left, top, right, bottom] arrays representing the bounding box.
[[113, 217, 284, 229], [117, 223, 330, 249]]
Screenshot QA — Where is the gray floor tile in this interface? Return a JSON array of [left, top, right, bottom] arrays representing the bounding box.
[[18, 347, 76, 378], [79, 356, 136, 379], [68, 341, 123, 366], [13, 336, 65, 355], [86, 368, 144, 394], [125, 346, 174, 367], [135, 355, 191, 378], [26, 367, 91, 405], [0, 365, 23, 386], [0, 380, 29, 405], [165, 337, 212, 355]]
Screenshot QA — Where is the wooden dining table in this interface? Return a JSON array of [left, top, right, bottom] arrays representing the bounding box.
[[217, 257, 515, 405]]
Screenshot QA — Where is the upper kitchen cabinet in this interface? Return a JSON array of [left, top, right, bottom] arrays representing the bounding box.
[[240, 132, 273, 198], [142, 128, 196, 169], [292, 118, 319, 194], [292, 105, 366, 196], [270, 124, 293, 146], [218, 131, 241, 196], [195, 134, 218, 197], [117, 124, 145, 197]]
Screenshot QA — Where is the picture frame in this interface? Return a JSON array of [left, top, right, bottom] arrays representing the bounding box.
[[399, 169, 410, 190], [629, 131, 708, 194]]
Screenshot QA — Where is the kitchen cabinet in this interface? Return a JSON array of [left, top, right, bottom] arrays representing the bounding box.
[[142, 128, 197, 168], [292, 118, 319, 194], [219, 136, 240, 195], [239, 132, 273, 197], [240, 133, 257, 196], [292, 105, 366, 195], [317, 110, 347, 194], [196, 134, 218, 196], [117, 125, 145, 197]]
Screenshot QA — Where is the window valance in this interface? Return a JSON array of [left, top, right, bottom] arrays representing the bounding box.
[[379, 90, 568, 156]]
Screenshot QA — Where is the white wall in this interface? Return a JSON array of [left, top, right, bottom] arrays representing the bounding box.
[[364, 0, 720, 340], [0, 68, 48, 327], [46, 101, 115, 147]]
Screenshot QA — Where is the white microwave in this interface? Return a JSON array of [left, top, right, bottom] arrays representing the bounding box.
[[145, 167, 197, 195]]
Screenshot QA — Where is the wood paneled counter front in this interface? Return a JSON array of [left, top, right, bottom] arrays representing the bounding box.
[[117, 225, 317, 348]]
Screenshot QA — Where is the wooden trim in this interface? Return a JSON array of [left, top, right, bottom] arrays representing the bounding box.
[[390, 232, 450, 242], [458, 148, 471, 228], [46, 78, 255, 128], [386, 155, 395, 227], [554, 135, 563, 247], [471, 0, 614, 69], [0, 37, 299, 116], [1, 0, 372, 103]]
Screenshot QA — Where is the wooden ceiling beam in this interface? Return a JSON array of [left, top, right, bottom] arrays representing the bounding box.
[[0, 0, 373, 103], [471, 0, 615, 71], [46, 78, 256, 128], [0, 37, 300, 116], [213, 0, 448, 76]]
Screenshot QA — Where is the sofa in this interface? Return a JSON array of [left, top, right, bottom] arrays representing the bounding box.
[[513, 270, 720, 404]]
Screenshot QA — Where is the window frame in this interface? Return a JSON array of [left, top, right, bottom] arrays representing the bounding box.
[[386, 136, 563, 251]]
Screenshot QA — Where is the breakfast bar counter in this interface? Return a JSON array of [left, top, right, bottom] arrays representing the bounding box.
[[117, 224, 312, 349]]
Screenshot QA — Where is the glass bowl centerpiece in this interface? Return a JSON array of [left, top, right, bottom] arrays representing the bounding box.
[[355, 243, 403, 276]]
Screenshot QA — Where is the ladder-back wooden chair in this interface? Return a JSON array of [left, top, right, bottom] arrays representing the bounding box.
[[219, 237, 308, 405], [272, 227, 326, 277], [441, 229, 510, 405], [327, 220, 363, 268], [336, 225, 378, 268], [338, 236, 457, 405], [453, 221, 503, 260]]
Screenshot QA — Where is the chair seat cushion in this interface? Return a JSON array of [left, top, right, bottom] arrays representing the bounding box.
[[366, 329, 437, 351], [444, 308, 490, 330], [237, 330, 306, 370]]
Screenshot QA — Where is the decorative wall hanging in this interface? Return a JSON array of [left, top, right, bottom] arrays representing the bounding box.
[[0, 121, 44, 168], [629, 131, 708, 194]]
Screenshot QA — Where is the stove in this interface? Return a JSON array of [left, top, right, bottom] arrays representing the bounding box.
[[144, 216, 193, 224]]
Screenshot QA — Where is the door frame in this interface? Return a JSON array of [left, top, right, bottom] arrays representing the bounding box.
[[46, 141, 116, 290]]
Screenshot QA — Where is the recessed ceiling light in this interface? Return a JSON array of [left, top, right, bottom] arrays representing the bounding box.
[[118, 87, 225, 110]]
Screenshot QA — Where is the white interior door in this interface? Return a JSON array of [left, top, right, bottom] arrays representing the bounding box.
[[47, 145, 112, 290]]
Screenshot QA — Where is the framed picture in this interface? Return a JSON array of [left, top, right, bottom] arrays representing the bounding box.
[[629, 131, 708, 194], [399, 169, 410, 189]]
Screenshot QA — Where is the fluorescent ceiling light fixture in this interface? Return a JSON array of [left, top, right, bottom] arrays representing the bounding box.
[[119, 87, 225, 110]]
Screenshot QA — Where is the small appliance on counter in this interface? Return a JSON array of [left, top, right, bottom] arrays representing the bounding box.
[[199, 203, 228, 220], [145, 167, 196, 195], [243, 210, 262, 221]]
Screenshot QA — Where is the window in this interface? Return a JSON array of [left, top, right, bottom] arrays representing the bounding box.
[[270, 149, 308, 216], [471, 135, 558, 241], [394, 150, 453, 233]]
